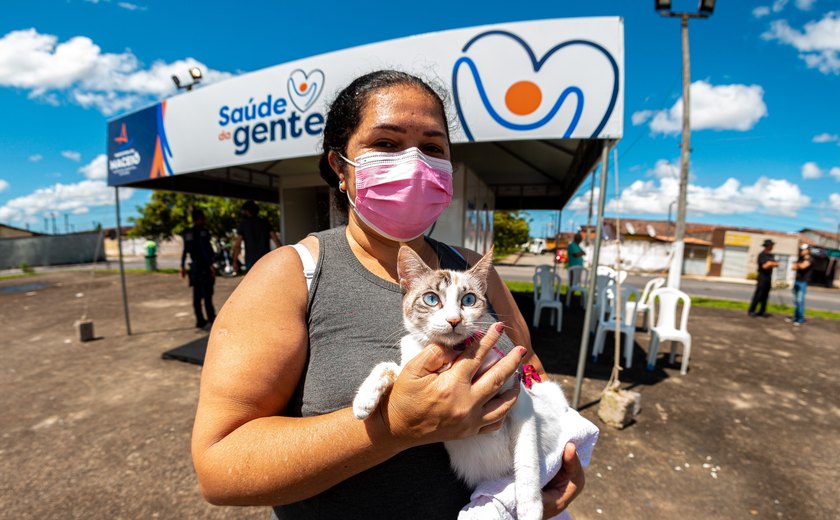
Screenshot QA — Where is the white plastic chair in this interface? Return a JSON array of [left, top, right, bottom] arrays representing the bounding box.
[[565, 265, 589, 307], [533, 266, 563, 332], [592, 285, 640, 368], [646, 288, 693, 374], [590, 274, 617, 333], [626, 277, 666, 330], [596, 265, 628, 284], [532, 265, 555, 312]]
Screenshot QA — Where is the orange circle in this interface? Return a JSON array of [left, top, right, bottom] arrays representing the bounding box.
[[505, 81, 542, 116], [300, 82, 308, 92]]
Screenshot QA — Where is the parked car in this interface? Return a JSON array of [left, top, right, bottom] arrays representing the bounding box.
[[555, 248, 568, 264]]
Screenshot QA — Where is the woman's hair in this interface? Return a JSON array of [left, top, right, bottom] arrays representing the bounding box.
[[319, 70, 451, 215]]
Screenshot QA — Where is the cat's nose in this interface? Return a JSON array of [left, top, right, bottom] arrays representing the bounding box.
[[446, 318, 461, 329]]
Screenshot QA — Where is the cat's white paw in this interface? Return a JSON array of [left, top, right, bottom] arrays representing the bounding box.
[[352, 393, 379, 420], [352, 362, 400, 420], [516, 500, 543, 520]]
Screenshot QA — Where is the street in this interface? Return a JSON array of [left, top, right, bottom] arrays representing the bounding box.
[[495, 252, 840, 314]]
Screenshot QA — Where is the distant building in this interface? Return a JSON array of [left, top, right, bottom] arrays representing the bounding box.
[[707, 228, 799, 286], [0, 223, 42, 239]]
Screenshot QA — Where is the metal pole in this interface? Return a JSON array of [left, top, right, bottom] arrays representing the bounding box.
[[572, 141, 612, 410], [115, 187, 132, 336], [668, 14, 691, 290], [586, 169, 596, 246]]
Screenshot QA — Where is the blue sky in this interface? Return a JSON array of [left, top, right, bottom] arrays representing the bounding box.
[[0, 0, 838, 237]]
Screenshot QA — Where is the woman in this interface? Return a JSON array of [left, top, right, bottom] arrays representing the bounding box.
[[191, 70, 584, 518]]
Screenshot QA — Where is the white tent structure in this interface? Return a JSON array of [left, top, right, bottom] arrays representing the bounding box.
[[107, 17, 624, 406]]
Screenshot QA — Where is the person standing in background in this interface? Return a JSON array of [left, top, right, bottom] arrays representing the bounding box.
[[787, 244, 813, 326], [231, 200, 282, 274], [567, 232, 586, 269], [180, 209, 216, 329], [748, 239, 778, 318]]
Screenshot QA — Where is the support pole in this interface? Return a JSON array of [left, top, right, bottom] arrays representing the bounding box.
[[668, 14, 692, 290], [115, 187, 132, 336], [572, 141, 612, 410]]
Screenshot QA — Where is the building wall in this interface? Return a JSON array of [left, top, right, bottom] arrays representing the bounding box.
[[718, 231, 798, 284], [431, 162, 494, 254], [0, 232, 105, 269]]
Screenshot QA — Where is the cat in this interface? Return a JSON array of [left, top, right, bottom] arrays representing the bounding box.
[[352, 245, 573, 520]]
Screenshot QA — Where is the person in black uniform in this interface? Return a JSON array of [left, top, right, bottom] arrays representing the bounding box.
[[231, 200, 282, 274], [787, 244, 813, 326], [748, 239, 779, 317], [180, 209, 217, 328]]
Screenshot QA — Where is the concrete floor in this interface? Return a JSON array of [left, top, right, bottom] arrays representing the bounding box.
[[1, 270, 838, 519]]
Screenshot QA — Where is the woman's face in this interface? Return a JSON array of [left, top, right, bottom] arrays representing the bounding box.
[[330, 83, 451, 199]]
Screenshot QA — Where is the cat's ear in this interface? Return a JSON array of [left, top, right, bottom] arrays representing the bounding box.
[[466, 246, 495, 295], [397, 246, 431, 293]]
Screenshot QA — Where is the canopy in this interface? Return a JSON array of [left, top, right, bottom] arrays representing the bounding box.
[[107, 17, 624, 210]]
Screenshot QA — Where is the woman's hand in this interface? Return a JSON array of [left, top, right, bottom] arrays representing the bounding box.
[[541, 443, 585, 518], [376, 321, 525, 446]]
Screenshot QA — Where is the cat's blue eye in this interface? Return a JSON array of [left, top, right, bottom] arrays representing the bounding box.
[[462, 293, 477, 306], [423, 293, 440, 306]]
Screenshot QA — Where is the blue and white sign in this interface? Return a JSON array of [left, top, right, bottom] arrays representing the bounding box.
[[109, 17, 623, 186]]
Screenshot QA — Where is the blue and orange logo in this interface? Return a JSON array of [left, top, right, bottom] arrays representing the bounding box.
[[113, 123, 134, 150], [452, 30, 619, 141]]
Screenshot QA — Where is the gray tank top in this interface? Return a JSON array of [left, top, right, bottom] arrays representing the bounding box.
[[273, 226, 472, 519]]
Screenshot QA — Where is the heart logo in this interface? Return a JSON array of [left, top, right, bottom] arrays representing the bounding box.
[[452, 30, 619, 141], [287, 69, 325, 113]]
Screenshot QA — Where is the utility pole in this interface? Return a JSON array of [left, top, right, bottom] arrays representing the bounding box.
[[656, 0, 715, 289]]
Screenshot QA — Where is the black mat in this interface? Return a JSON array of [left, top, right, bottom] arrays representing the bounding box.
[[162, 336, 208, 365]]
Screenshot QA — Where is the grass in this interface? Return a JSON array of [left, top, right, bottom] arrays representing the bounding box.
[[504, 280, 840, 321], [0, 272, 38, 281]]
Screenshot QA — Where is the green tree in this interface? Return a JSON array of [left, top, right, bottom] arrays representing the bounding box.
[[493, 210, 530, 256], [127, 192, 280, 243]]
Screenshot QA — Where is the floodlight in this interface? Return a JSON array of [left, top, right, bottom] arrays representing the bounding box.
[[699, 0, 715, 14], [655, 0, 672, 10], [189, 67, 203, 80], [171, 75, 181, 88]]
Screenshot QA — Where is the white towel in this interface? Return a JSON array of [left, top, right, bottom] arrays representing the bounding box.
[[458, 408, 599, 520]]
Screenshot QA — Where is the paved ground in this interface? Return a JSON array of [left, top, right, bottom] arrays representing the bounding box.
[[1, 268, 838, 519], [496, 252, 840, 314]]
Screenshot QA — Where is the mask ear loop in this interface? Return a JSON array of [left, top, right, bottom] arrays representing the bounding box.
[[336, 151, 358, 208]]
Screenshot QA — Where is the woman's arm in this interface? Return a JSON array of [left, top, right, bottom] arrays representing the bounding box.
[[192, 241, 523, 506]]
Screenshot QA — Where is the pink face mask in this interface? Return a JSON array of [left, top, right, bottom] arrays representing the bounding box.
[[341, 147, 453, 242]]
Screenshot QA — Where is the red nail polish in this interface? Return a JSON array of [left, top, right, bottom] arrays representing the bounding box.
[[519, 347, 527, 357], [495, 322, 505, 333]]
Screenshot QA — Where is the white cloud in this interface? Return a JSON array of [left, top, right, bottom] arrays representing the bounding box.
[[61, 150, 81, 162], [0, 28, 232, 115], [568, 159, 811, 218], [643, 81, 767, 135], [631, 110, 653, 126], [773, 0, 789, 12], [568, 187, 598, 212], [79, 154, 107, 180], [28, 154, 43, 162], [796, 0, 815, 10], [0, 179, 134, 224], [831, 167, 840, 181], [830, 193, 840, 211], [117, 2, 146, 10], [802, 161, 823, 179], [813, 132, 839, 143], [0, 179, 8, 193], [763, 12, 840, 74], [753, 6, 771, 18]]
